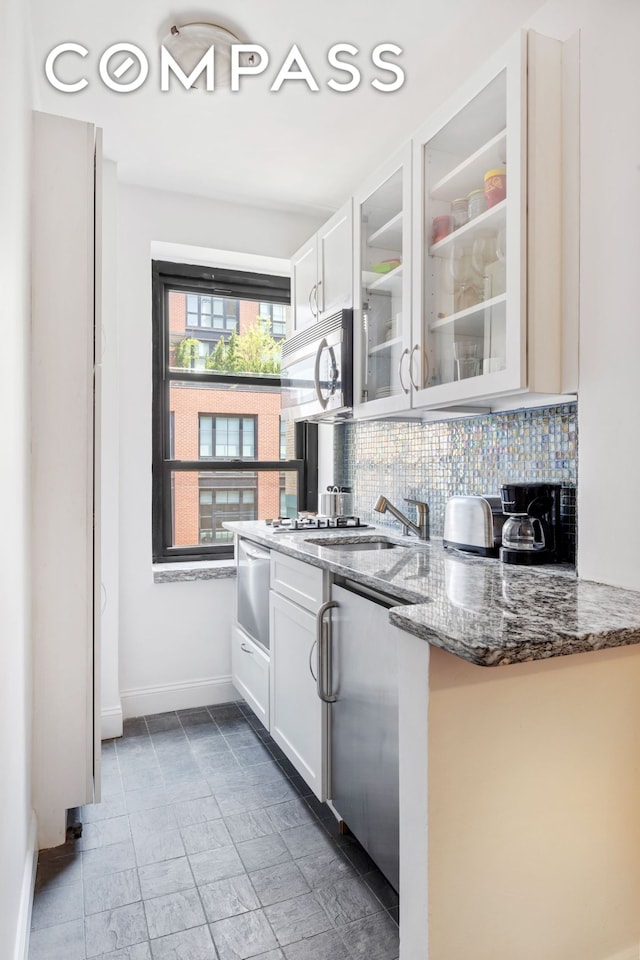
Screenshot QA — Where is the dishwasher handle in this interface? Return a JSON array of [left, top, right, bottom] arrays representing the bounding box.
[[316, 600, 338, 703], [240, 541, 270, 562]]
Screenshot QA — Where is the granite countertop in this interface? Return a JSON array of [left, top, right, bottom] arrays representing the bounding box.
[[223, 520, 640, 668]]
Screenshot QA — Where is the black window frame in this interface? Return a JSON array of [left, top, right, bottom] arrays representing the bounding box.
[[152, 260, 317, 562]]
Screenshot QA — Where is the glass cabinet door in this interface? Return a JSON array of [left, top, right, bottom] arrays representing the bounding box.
[[356, 155, 411, 411], [414, 41, 526, 405]]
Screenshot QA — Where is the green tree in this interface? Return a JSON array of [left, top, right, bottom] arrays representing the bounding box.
[[173, 337, 201, 368], [236, 320, 281, 374]]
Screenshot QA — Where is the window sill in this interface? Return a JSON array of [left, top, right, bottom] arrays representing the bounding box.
[[153, 560, 237, 584]]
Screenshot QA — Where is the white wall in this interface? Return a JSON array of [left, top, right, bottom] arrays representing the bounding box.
[[116, 185, 322, 717], [0, 0, 36, 955]]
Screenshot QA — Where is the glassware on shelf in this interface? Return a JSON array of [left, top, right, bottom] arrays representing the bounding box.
[[471, 235, 498, 301], [467, 189, 488, 220], [449, 247, 478, 312], [453, 340, 481, 380], [432, 215, 452, 244], [451, 197, 469, 230]]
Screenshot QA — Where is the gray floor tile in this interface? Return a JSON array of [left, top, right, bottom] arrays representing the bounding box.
[[223, 728, 263, 748], [199, 874, 260, 922], [129, 806, 178, 841], [83, 839, 137, 881], [122, 718, 149, 738], [35, 852, 82, 892], [138, 858, 195, 900], [216, 785, 265, 817], [279, 823, 334, 860], [125, 786, 170, 814], [256, 780, 299, 806], [30, 880, 84, 929], [144, 888, 206, 940], [164, 779, 212, 804], [264, 893, 333, 946], [149, 924, 217, 960], [265, 799, 315, 832], [28, 918, 85, 960], [236, 833, 292, 873], [97, 943, 152, 960], [241, 762, 289, 788], [80, 794, 128, 823], [160, 761, 203, 785], [134, 829, 186, 867], [295, 849, 356, 889], [206, 768, 250, 794], [208, 704, 244, 723], [184, 724, 226, 743], [197, 753, 243, 778], [122, 768, 165, 792], [209, 908, 278, 960], [84, 867, 141, 915], [232, 743, 273, 767], [180, 818, 232, 855], [388, 905, 399, 925], [170, 795, 222, 827], [251, 952, 284, 960], [340, 910, 400, 959], [188, 846, 245, 886], [224, 809, 276, 844], [313, 876, 381, 926], [84, 901, 148, 958], [281, 928, 350, 960], [145, 712, 181, 733], [179, 710, 217, 728], [249, 861, 310, 907], [76, 815, 132, 851], [189, 738, 234, 759]]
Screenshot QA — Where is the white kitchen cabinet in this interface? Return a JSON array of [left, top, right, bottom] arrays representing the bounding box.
[[270, 550, 324, 611], [291, 200, 352, 332], [410, 29, 572, 412], [269, 590, 327, 800], [353, 144, 414, 418], [231, 626, 270, 729]]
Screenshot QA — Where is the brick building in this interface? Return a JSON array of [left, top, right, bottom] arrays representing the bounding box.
[[167, 291, 293, 546]]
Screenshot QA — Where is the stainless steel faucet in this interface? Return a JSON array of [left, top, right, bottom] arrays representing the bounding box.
[[374, 495, 430, 540]]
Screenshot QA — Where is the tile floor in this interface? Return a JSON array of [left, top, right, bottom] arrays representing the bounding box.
[[29, 701, 399, 960]]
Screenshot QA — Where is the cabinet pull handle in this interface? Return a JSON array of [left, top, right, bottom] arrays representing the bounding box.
[[315, 600, 338, 703], [309, 284, 318, 319], [409, 344, 421, 391], [309, 639, 318, 681], [240, 642, 254, 655], [398, 348, 410, 395], [315, 280, 322, 314]]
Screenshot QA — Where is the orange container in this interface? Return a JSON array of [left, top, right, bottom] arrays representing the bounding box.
[[484, 168, 506, 208], [432, 215, 451, 244]]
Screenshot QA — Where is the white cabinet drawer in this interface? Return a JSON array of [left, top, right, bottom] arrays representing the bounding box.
[[270, 551, 325, 613], [231, 626, 269, 730]]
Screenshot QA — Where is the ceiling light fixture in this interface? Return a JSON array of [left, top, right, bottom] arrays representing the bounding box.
[[161, 21, 244, 89]]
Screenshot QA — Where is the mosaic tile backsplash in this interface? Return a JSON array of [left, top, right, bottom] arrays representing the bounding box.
[[333, 403, 577, 562]]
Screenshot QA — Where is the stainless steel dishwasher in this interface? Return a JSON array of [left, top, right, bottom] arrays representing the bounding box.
[[236, 538, 271, 651], [318, 577, 400, 891]]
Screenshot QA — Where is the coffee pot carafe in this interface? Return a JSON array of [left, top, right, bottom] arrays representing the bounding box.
[[499, 483, 561, 565]]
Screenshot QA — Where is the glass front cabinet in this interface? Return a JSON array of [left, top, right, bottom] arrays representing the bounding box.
[[353, 30, 567, 419], [353, 144, 413, 418]]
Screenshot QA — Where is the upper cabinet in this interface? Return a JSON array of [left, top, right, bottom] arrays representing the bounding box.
[[353, 144, 413, 417], [411, 29, 568, 411], [291, 200, 352, 333]]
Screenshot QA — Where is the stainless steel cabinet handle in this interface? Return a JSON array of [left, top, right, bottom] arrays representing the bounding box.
[[316, 280, 323, 314], [242, 544, 269, 561], [315, 600, 338, 703], [309, 284, 318, 318], [398, 348, 410, 395], [409, 344, 421, 390], [240, 642, 254, 654], [309, 639, 318, 681]]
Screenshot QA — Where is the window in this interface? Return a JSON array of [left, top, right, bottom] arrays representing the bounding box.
[[199, 415, 256, 459], [152, 261, 316, 561], [258, 302, 287, 339], [186, 294, 238, 333]]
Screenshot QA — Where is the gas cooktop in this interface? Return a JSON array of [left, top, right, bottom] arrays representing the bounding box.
[[266, 516, 370, 533]]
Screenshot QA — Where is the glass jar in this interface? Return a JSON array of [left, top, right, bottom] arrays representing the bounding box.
[[467, 188, 487, 219], [451, 197, 468, 230], [484, 168, 507, 207], [432, 215, 451, 244]]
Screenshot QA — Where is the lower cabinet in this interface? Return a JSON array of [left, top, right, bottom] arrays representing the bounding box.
[[231, 626, 270, 729], [269, 590, 327, 800]]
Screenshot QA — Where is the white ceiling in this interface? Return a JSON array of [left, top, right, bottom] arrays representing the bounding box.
[[29, 0, 540, 217]]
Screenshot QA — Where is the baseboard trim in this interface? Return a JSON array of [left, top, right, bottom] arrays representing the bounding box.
[[101, 704, 123, 740], [14, 811, 37, 960], [121, 675, 237, 718]]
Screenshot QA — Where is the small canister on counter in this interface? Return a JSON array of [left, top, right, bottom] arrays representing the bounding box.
[[484, 167, 506, 207], [467, 188, 488, 220], [432, 215, 451, 244], [450, 197, 468, 230]]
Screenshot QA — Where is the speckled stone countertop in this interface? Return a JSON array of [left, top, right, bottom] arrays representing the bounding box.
[[223, 521, 640, 668]]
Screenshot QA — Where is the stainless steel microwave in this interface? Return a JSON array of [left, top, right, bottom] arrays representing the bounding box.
[[280, 309, 353, 421]]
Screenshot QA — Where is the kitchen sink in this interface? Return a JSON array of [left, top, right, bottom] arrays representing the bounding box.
[[305, 537, 409, 551]]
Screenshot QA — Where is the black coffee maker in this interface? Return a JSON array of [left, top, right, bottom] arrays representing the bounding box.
[[499, 482, 561, 565]]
